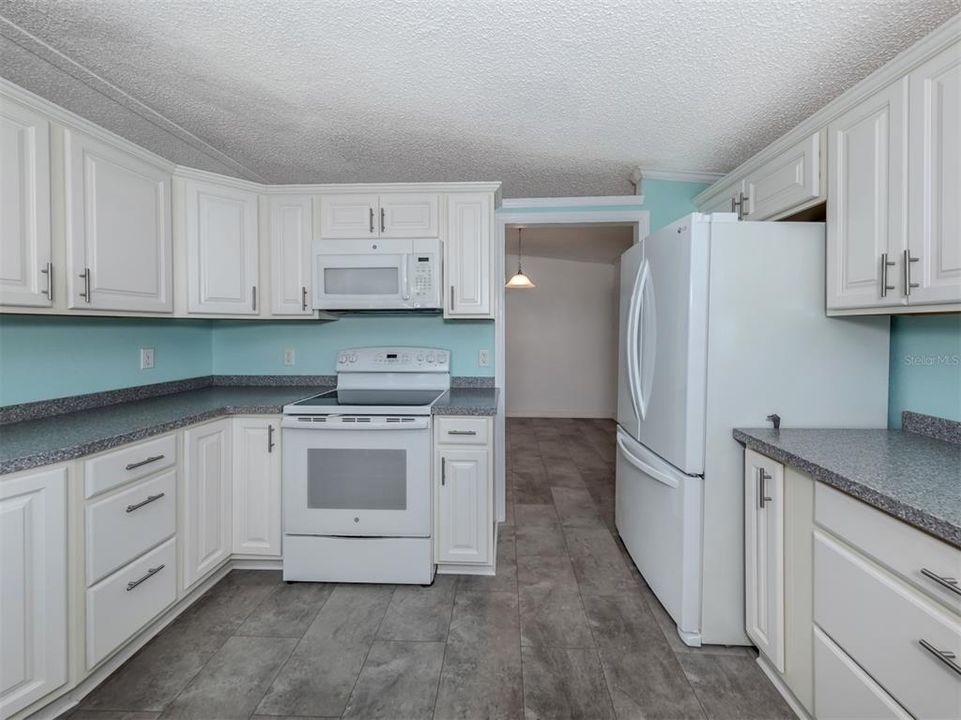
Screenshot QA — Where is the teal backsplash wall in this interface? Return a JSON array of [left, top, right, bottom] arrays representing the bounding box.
[[887, 314, 961, 428], [212, 316, 495, 377], [0, 315, 212, 405]]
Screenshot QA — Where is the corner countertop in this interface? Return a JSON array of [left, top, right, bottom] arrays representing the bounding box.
[[0, 385, 500, 475], [733, 427, 961, 549]]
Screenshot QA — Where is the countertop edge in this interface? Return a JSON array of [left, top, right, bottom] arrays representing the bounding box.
[[733, 429, 961, 550]]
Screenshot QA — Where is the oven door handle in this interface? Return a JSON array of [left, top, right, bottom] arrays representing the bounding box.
[[281, 417, 431, 430]]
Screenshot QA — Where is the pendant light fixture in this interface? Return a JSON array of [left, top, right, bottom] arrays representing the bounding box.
[[506, 227, 536, 288]]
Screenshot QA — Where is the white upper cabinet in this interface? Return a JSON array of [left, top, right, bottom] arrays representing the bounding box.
[[183, 177, 260, 315], [268, 194, 313, 315], [743, 132, 824, 221], [698, 179, 744, 215], [906, 39, 961, 307], [319, 193, 439, 239], [445, 193, 493, 318], [0, 96, 52, 308], [65, 129, 173, 312], [0, 466, 68, 719], [826, 79, 908, 311]]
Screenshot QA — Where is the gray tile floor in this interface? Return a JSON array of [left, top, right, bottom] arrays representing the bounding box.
[[69, 417, 795, 720]]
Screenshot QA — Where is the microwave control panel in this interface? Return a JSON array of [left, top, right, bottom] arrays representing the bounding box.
[[411, 254, 436, 306]]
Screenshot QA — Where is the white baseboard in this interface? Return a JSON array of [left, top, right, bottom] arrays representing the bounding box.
[[506, 410, 615, 419]]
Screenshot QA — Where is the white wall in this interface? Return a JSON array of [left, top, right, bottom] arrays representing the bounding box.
[[505, 253, 620, 418]]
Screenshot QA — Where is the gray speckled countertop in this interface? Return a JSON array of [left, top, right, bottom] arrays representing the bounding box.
[[734, 428, 961, 549], [0, 385, 499, 475]]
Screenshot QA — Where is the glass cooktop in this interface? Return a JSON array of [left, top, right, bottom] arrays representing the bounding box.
[[290, 388, 445, 407]]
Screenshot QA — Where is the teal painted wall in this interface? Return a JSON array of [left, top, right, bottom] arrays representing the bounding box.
[[0, 315, 212, 406], [212, 316, 494, 377], [887, 314, 961, 428]]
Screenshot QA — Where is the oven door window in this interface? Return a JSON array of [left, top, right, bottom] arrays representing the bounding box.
[[307, 448, 407, 510]]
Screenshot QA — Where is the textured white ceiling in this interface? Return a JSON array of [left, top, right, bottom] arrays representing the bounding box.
[[508, 225, 634, 264], [1, 1, 958, 196]]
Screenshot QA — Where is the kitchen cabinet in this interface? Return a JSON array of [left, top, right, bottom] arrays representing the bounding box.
[[183, 177, 260, 315], [826, 79, 908, 311], [65, 128, 173, 313], [183, 420, 232, 590], [906, 38, 961, 307], [434, 417, 493, 567], [319, 192, 439, 239], [232, 417, 282, 557], [698, 178, 744, 216], [0, 466, 67, 719], [268, 194, 313, 315], [0, 95, 52, 308], [742, 132, 824, 221], [445, 193, 494, 318], [743, 448, 785, 672]]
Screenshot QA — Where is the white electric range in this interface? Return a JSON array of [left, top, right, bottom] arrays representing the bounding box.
[[281, 346, 450, 584]]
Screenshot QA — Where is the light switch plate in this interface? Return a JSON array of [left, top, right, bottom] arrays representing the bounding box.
[[140, 348, 155, 370]]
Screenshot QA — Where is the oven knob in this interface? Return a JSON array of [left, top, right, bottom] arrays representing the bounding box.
[[427, 353, 435, 363], [417, 353, 424, 362], [338, 354, 347, 364], [349, 353, 357, 362]]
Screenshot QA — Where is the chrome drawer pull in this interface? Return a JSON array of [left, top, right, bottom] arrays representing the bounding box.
[[125, 454, 165, 471], [126, 492, 165, 513], [448, 429, 478, 436], [126, 564, 165, 591], [919, 639, 961, 677], [921, 568, 961, 598]]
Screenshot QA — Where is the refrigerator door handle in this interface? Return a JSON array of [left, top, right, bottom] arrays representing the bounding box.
[[616, 434, 679, 489], [625, 263, 644, 424], [632, 261, 654, 420]]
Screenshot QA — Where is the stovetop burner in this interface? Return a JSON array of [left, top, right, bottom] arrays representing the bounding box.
[[290, 388, 445, 408]]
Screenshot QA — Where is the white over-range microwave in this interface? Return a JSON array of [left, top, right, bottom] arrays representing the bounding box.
[[312, 238, 442, 311]]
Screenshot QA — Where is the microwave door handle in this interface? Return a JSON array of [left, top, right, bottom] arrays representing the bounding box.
[[401, 255, 411, 301]]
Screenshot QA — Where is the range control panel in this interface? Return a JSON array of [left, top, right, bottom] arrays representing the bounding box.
[[336, 346, 450, 372]]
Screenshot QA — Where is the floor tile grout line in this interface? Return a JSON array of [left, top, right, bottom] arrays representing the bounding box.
[[243, 635, 301, 720], [338, 584, 397, 719]]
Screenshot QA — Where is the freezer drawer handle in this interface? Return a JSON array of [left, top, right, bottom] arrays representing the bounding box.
[[616, 435, 678, 488], [126, 564, 166, 592], [919, 639, 961, 678], [921, 568, 961, 598]]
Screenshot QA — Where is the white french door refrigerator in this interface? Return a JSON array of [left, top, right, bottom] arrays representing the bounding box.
[[615, 213, 890, 646]]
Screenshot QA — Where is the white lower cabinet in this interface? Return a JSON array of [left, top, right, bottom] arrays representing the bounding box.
[[183, 419, 233, 590], [0, 466, 67, 719], [232, 417, 282, 556], [435, 417, 493, 567]]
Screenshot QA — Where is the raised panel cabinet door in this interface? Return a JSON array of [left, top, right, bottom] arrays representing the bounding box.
[[435, 447, 491, 565], [379, 193, 439, 238], [269, 194, 313, 315], [0, 467, 67, 719], [183, 420, 232, 590], [65, 130, 173, 312], [185, 179, 259, 314], [743, 132, 824, 221], [907, 39, 961, 306], [826, 79, 908, 311], [743, 449, 785, 672], [445, 193, 493, 318], [0, 96, 52, 308], [232, 418, 282, 556], [319, 194, 378, 238]]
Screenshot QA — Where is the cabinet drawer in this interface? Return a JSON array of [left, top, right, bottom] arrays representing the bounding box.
[[86, 537, 177, 668], [816, 483, 961, 614], [814, 530, 961, 719], [814, 626, 910, 720], [85, 469, 177, 585], [435, 417, 490, 445], [84, 434, 177, 498]]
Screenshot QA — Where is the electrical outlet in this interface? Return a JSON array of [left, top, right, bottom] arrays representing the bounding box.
[[140, 347, 155, 370], [283, 348, 296, 366], [478, 349, 490, 367]]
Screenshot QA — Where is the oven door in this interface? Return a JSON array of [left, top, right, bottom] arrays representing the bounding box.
[[282, 416, 431, 537], [313, 252, 408, 310]]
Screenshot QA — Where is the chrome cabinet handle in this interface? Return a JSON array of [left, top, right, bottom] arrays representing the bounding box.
[[301, 286, 308, 311], [740, 193, 750, 218], [731, 195, 738, 213], [252, 285, 257, 311], [448, 429, 477, 436], [126, 564, 165, 591], [919, 639, 961, 677], [880, 253, 896, 297], [126, 492, 165, 513], [41, 262, 53, 301], [921, 568, 961, 598], [369, 207, 375, 233], [268, 424, 275, 453], [125, 454, 165, 471], [441, 456, 446, 486], [758, 468, 773, 508], [380, 207, 386, 233], [904, 249, 920, 296], [79, 267, 91, 302], [449, 285, 455, 310]]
